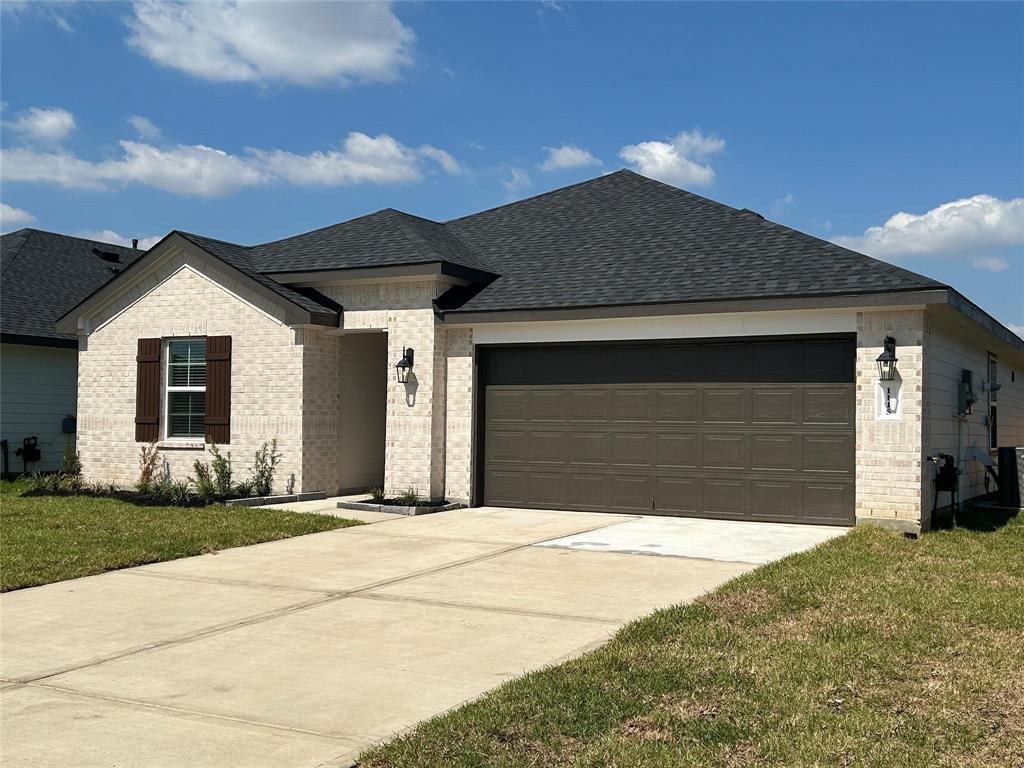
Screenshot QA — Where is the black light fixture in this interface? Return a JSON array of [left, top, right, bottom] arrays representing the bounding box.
[[395, 347, 414, 383], [876, 336, 898, 382]]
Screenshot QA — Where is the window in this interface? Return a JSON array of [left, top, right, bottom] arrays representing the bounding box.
[[165, 339, 206, 439], [988, 352, 998, 450]]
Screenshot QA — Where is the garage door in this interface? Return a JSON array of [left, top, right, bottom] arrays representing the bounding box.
[[480, 337, 855, 526]]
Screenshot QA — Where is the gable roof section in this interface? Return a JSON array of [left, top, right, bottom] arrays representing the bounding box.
[[174, 232, 340, 321], [1, 229, 142, 345], [251, 208, 495, 277], [439, 170, 945, 313]]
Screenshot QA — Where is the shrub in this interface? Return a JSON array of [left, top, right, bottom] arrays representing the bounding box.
[[136, 443, 161, 494], [208, 443, 233, 497], [61, 436, 82, 477], [397, 486, 421, 506], [368, 486, 386, 503], [250, 439, 281, 497], [192, 459, 216, 500], [27, 471, 81, 494]]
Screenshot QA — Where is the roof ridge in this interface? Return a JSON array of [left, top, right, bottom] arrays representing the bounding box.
[[177, 230, 252, 250], [253, 208, 395, 250], [444, 169, 638, 224], [621, 172, 945, 289], [5, 227, 138, 252], [1, 228, 34, 278], [752, 217, 945, 289], [386, 209, 446, 264]]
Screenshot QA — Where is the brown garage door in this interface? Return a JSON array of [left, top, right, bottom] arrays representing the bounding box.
[[480, 337, 855, 526]]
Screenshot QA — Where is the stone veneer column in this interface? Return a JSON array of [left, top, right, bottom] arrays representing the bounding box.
[[855, 308, 926, 534]]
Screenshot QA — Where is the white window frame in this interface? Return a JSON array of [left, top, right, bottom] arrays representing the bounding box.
[[164, 337, 206, 441]]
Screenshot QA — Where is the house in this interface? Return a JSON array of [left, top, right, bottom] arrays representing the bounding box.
[[1, 229, 141, 475], [55, 171, 1023, 534]]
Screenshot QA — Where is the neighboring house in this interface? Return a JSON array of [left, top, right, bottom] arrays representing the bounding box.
[[1, 229, 141, 475], [56, 171, 1023, 534]]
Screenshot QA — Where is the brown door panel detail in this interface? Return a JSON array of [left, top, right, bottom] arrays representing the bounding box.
[[482, 339, 854, 525]]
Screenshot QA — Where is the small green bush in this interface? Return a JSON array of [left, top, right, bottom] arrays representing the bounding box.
[[368, 486, 386, 503], [208, 443, 233, 497], [251, 439, 281, 497], [192, 459, 216, 500], [136, 443, 161, 494], [61, 435, 82, 477], [397, 486, 421, 506]]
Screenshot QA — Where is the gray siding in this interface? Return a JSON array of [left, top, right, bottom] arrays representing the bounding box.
[[923, 310, 1024, 509], [1, 343, 77, 474]]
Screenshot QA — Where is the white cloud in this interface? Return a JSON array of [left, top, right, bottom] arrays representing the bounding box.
[[250, 132, 423, 186], [1, 147, 107, 190], [0, 203, 35, 232], [418, 144, 463, 175], [970, 255, 1010, 273], [1, 132, 462, 197], [1, 2, 74, 32], [618, 129, 725, 187], [832, 195, 1024, 265], [1, 142, 268, 196], [128, 114, 162, 140], [76, 230, 162, 250], [6, 106, 75, 142], [125, 0, 414, 87], [771, 193, 795, 217], [503, 167, 531, 195], [540, 144, 600, 172]]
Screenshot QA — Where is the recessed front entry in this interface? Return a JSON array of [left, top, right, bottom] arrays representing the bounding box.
[[479, 337, 855, 526]]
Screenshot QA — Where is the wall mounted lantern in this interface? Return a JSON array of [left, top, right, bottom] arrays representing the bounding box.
[[395, 347, 414, 383], [875, 336, 898, 382]]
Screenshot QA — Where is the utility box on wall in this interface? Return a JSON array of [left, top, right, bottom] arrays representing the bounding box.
[[957, 370, 978, 416]]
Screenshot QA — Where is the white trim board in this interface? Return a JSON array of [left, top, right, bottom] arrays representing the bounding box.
[[469, 308, 858, 345]]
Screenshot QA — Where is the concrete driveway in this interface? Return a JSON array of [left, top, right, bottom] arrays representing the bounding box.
[[0, 505, 845, 768]]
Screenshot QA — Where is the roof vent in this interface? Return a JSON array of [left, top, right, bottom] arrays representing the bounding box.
[[739, 208, 765, 220], [92, 248, 121, 264]]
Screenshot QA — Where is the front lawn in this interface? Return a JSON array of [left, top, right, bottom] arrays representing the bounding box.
[[0, 480, 361, 591], [362, 507, 1024, 768]]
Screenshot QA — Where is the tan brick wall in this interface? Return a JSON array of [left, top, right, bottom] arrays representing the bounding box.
[[855, 308, 926, 533], [444, 328, 474, 502], [77, 251, 306, 493], [300, 327, 344, 494], [315, 280, 450, 499]]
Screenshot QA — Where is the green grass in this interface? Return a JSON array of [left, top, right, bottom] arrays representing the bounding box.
[[0, 480, 361, 591], [362, 508, 1024, 768]]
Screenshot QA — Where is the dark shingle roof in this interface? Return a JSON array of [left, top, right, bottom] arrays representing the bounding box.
[[440, 170, 945, 313], [35, 171, 952, 339], [250, 208, 494, 275], [1, 229, 142, 343], [175, 232, 339, 322]]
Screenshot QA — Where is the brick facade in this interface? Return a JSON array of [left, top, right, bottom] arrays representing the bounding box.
[[444, 327, 474, 503], [78, 252, 1015, 532], [854, 308, 926, 534], [77, 251, 306, 493], [315, 280, 451, 499]]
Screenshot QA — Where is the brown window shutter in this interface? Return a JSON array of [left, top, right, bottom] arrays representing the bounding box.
[[205, 336, 232, 444], [135, 338, 161, 442]]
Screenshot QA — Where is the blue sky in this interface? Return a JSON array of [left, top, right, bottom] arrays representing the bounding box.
[[1, 1, 1022, 330]]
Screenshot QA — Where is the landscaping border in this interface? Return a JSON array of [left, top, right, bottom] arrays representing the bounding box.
[[226, 491, 328, 507], [337, 500, 466, 516]]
